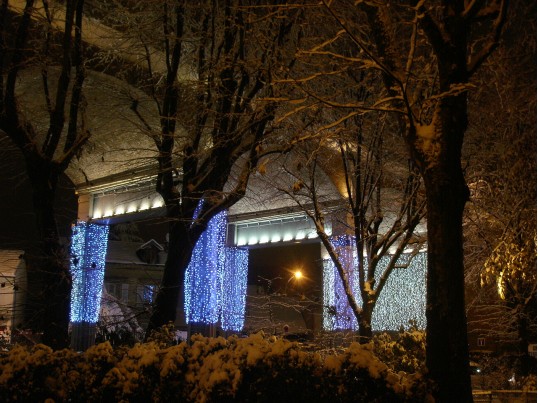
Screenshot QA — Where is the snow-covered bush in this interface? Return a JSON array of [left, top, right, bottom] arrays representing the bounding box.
[[0, 344, 80, 401], [146, 322, 184, 347], [372, 326, 426, 374], [471, 352, 538, 391], [221, 333, 324, 402], [0, 333, 428, 402]]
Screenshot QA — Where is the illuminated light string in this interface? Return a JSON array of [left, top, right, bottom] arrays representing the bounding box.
[[221, 247, 248, 331], [69, 222, 110, 323], [185, 202, 249, 331], [185, 206, 227, 324], [322, 257, 336, 330], [323, 235, 426, 331], [323, 236, 360, 330]]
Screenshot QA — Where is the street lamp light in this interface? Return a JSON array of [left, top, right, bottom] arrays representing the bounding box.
[[285, 270, 303, 295]]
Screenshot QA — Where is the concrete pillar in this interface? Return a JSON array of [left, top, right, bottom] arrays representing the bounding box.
[[71, 322, 97, 351], [76, 193, 91, 222]]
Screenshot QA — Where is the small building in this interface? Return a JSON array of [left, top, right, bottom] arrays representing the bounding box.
[[0, 250, 26, 343], [103, 239, 168, 330]]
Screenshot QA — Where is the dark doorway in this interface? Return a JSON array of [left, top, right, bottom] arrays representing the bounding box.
[[248, 242, 322, 298]]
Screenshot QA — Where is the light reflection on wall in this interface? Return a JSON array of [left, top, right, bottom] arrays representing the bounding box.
[[233, 215, 328, 246], [323, 235, 426, 331], [91, 189, 163, 219]]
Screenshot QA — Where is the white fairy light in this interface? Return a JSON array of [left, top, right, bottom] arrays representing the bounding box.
[[220, 247, 249, 331], [69, 222, 110, 323], [322, 235, 426, 331], [184, 202, 249, 331]]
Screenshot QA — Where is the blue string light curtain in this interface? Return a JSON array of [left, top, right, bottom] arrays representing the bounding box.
[[69, 222, 110, 323], [221, 247, 249, 331], [185, 204, 249, 332], [323, 236, 426, 331]]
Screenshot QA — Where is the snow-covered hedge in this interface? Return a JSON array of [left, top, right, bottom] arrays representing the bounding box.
[[373, 327, 426, 374], [0, 333, 427, 402]]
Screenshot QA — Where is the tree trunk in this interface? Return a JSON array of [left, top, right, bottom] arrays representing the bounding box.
[[423, 117, 472, 401], [358, 301, 373, 344], [145, 221, 194, 338], [514, 299, 534, 377], [419, 7, 475, 396], [25, 161, 71, 349]]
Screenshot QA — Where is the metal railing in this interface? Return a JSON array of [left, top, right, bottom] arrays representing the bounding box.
[[473, 390, 537, 403]]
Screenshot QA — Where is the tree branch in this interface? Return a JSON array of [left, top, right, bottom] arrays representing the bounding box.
[[63, 0, 85, 158], [416, 0, 449, 58], [43, 0, 79, 158], [3, 0, 35, 149], [467, 0, 509, 76]]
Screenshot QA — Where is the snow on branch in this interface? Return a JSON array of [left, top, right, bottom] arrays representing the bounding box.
[[467, 0, 509, 76]]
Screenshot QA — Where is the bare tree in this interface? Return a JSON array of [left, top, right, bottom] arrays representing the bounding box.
[[93, 0, 304, 336], [345, 1, 509, 399], [464, 2, 536, 380], [0, 0, 87, 348], [277, 0, 510, 399], [270, 109, 425, 343]]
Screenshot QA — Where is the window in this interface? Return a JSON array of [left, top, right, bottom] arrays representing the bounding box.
[[477, 337, 486, 347], [121, 284, 129, 302], [136, 284, 155, 305], [106, 282, 129, 302], [105, 282, 118, 298]]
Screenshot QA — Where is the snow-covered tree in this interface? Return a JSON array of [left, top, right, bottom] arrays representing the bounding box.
[[464, 1, 536, 379], [277, 0, 510, 400], [0, 0, 87, 349], [268, 110, 426, 342], [97, 289, 144, 346], [89, 0, 304, 336]]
